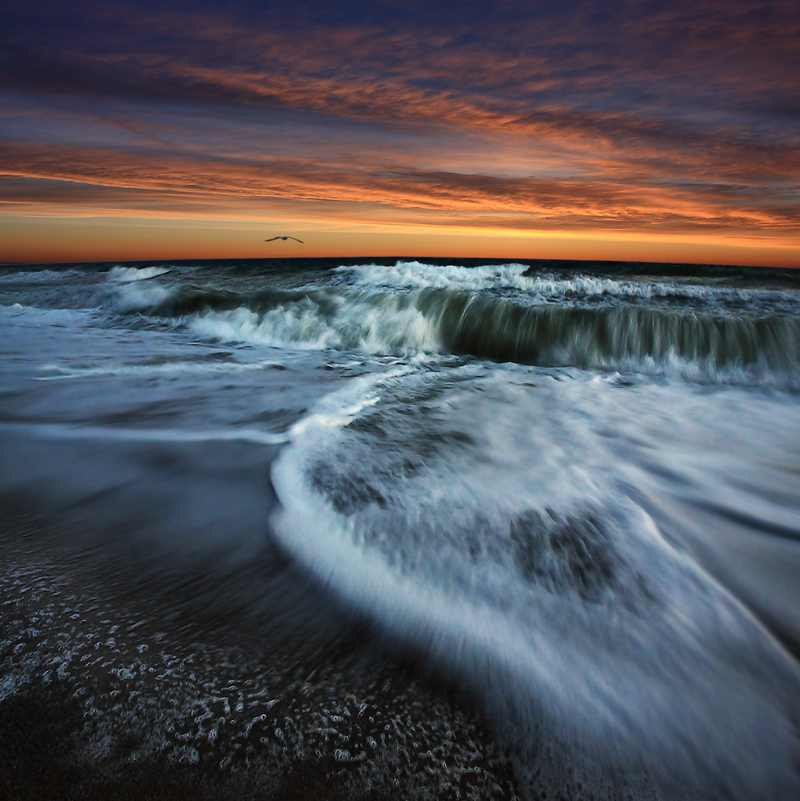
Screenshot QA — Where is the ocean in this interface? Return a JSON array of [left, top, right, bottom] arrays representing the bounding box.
[[1, 257, 799, 800]]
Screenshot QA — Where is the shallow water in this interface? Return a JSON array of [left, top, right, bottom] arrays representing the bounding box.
[[2, 258, 799, 799]]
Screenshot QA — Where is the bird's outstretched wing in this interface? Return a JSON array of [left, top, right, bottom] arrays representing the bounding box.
[[288, 237, 304, 243]]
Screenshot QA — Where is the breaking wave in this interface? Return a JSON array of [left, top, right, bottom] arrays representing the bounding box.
[[107, 268, 800, 387]]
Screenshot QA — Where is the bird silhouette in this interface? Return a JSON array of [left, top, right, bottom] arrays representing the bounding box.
[[265, 236, 304, 243]]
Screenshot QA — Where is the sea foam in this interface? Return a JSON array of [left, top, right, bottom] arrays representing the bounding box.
[[272, 365, 800, 800]]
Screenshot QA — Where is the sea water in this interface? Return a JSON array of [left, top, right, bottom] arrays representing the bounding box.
[[1, 258, 799, 799]]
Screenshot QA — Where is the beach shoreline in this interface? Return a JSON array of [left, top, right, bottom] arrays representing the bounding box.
[[0, 501, 520, 800]]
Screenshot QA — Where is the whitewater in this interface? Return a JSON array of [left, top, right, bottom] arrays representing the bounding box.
[[1, 258, 799, 800]]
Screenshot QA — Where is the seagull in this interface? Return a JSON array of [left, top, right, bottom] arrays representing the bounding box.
[[265, 236, 304, 243]]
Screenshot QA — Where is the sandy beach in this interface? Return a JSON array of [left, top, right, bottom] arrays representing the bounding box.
[[0, 500, 518, 800]]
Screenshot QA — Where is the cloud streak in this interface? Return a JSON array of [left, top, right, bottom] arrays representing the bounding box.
[[2, 141, 796, 238]]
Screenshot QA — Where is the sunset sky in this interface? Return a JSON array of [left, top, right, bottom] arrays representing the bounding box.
[[1, 0, 798, 266]]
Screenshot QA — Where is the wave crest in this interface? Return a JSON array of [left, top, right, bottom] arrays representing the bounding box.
[[107, 273, 800, 386]]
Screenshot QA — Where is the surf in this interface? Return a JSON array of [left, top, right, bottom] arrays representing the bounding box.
[[105, 265, 800, 388], [270, 365, 800, 800]]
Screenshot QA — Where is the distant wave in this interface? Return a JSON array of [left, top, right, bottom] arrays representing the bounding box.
[[338, 260, 798, 305], [107, 265, 172, 282], [0, 269, 83, 283]]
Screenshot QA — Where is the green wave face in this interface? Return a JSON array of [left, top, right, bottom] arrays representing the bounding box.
[[112, 275, 800, 386]]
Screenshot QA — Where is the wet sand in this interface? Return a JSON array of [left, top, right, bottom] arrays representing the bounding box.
[[0, 502, 520, 800]]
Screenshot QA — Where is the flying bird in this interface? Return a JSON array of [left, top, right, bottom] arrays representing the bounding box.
[[265, 236, 304, 243]]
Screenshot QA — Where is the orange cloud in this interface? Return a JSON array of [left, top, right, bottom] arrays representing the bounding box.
[[1, 141, 797, 244]]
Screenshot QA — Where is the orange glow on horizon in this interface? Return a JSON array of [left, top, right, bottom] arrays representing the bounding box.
[[2, 214, 797, 269]]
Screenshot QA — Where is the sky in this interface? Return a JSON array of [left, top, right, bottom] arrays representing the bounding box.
[[1, 0, 799, 266]]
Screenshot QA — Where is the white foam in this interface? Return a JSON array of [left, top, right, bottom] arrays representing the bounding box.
[[338, 260, 533, 291], [0, 420, 290, 446], [187, 292, 442, 355], [38, 358, 283, 380], [271, 366, 800, 799], [339, 260, 796, 306], [189, 305, 339, 350], [108, 280, 174, 311]]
